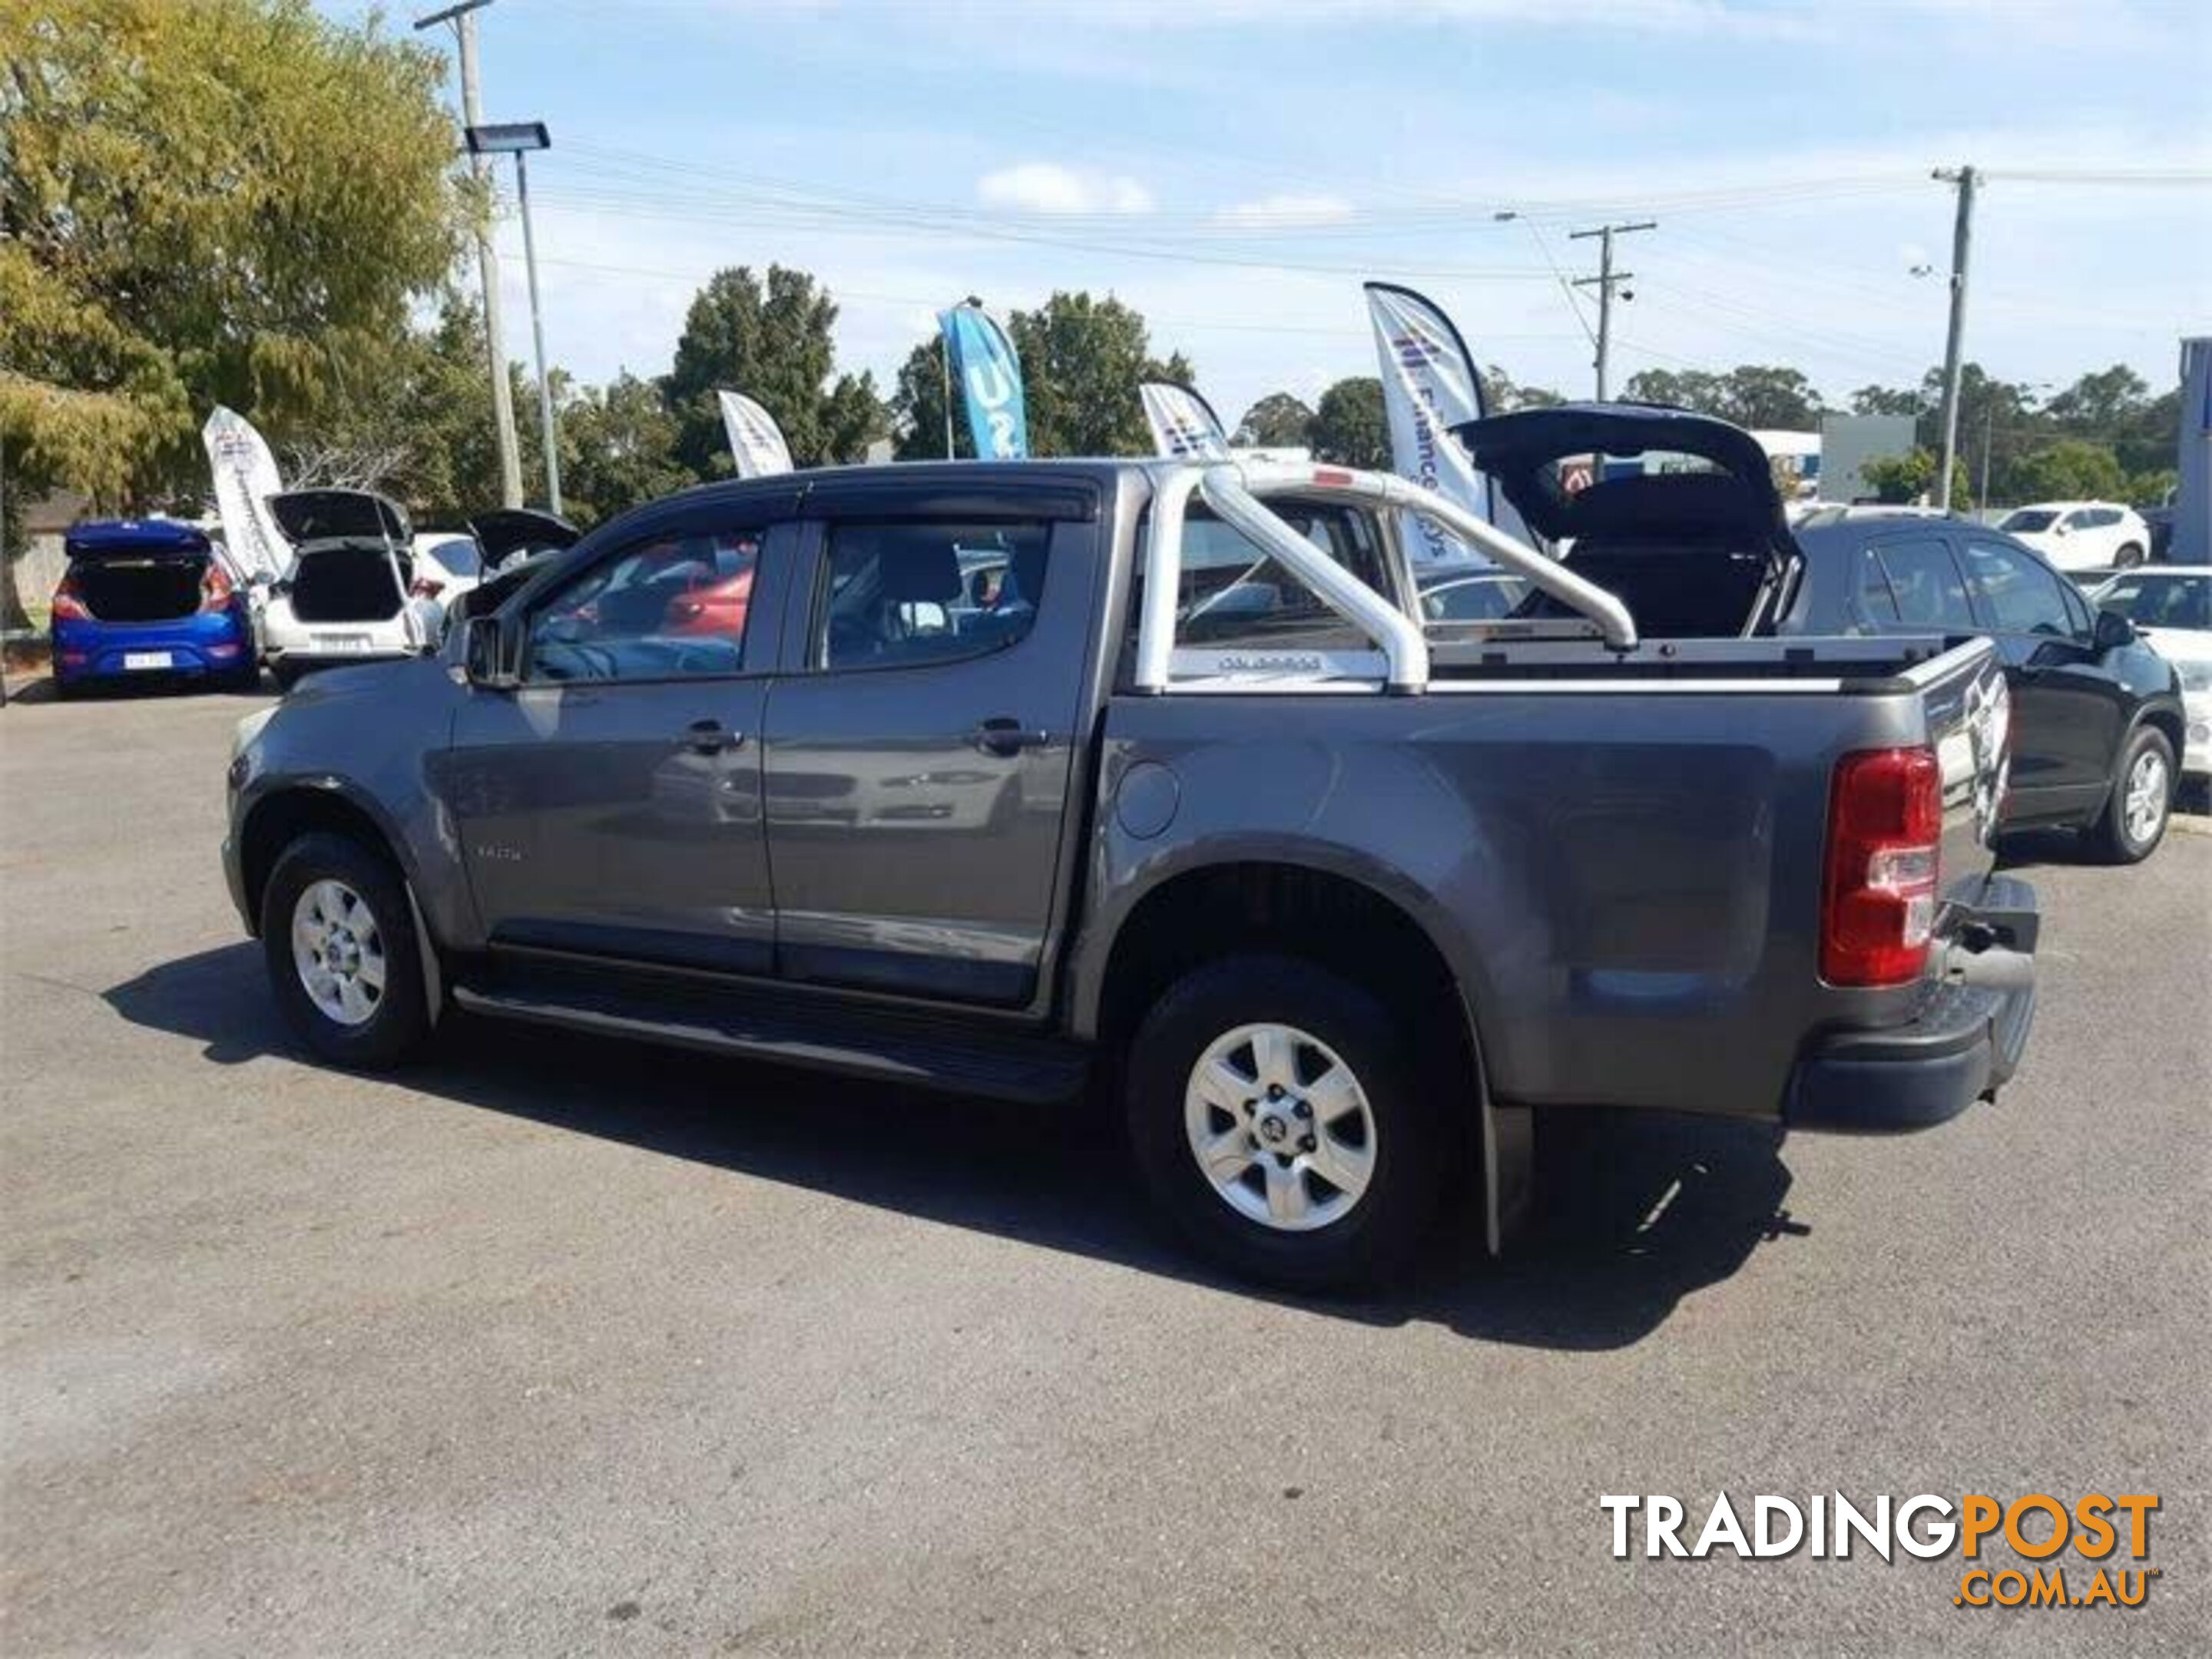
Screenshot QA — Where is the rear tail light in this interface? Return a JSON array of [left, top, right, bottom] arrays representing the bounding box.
[[410, 576, 445, 600], [50, 571, 91, 622], [198, 561, 235, 614], [1821, 746, 1942, 986]]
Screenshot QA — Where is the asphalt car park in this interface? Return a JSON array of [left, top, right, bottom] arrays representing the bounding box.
[[3, 684, 2207, 1654]]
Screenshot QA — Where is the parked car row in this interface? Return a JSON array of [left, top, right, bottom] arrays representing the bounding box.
[[47, 496, 578, 698]]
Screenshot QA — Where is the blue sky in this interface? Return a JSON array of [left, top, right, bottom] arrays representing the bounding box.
[[342, 0, 2210, 426]]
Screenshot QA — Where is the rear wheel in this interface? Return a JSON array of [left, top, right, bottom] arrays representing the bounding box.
[[2085, 726, 2174, 864], [269, 659, 303, 692], [1124, 955, 1453, 1291], [2113, 542, 2145, 570], [260, 832, 431, 1068]]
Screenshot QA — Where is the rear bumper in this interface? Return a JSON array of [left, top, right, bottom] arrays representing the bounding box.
[[1787, 875, 2039, 1133], [51, 614, 251, 683], [268, 650, 412, 677]]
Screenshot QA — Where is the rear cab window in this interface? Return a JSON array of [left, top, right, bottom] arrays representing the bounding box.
[[1130, 498, 1395, 671]]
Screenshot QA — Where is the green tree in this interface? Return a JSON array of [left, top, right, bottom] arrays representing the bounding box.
[[1860, 447, 1969, 505], [1622, 368, 1724, 413], [1308, 377, 1389, 469], [1, 0, 468, 623], [1718, 365, 1824, 430], [663, 266, 882, 475], [2015, 438, 2127, 502], [890, 293, 1194, 459], [1480, 366, 1563, 413], [1234, 391, 1316, 448], [1851, 382, 1926, 419], [1007, 292, 1194, 456], [1623, 365, 1821, 429], [557, 372, 692, 529], [888, 337, 966, 462]]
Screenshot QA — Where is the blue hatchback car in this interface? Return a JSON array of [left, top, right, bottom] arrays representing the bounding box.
[[50, 519, 259, 695]]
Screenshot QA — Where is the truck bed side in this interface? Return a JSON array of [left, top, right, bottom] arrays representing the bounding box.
[[1070, 640, 2009, 1122]]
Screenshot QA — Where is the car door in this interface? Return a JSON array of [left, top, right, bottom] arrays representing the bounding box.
[[1955, 534, 2123, 817], [760, 495, 1101, 1008], [444, 497, 798, 975]]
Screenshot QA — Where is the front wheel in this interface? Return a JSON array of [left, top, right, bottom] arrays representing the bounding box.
[[1124, 955, 1455, 1291], [2085, 726, 2174, 864], [260, 832, 432, 1068]]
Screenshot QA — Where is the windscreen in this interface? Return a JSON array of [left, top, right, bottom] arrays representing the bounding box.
[[2094, 572, 2209, 631], [2001, 509, 2058, 533]]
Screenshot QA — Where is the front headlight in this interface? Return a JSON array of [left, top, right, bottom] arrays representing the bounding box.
[[231, 704, 276, 760], [2177, 661, 2212, 694]]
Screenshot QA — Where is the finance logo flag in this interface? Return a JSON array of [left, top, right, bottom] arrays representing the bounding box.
[[1364, 282, 1512, 566], [200, 406, 290, 584], [1140, 382, 1230, 461], [941, 305, 1029, 460], [717, 390, 794, 478], [2175, 336, 2210, 564]]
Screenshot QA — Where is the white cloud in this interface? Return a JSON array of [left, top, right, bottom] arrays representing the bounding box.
[[977, 162, 1155, 215], [1215, 193, 1356, 227]]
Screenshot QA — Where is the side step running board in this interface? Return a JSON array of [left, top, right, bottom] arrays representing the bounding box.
[[450, 968, 1092, 1105]]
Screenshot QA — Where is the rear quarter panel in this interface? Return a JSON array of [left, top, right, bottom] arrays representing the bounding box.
[[1076, 657, 1998, 1121]]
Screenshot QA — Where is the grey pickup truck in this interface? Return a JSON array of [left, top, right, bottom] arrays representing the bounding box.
[[224, 405, 2038, 1288]]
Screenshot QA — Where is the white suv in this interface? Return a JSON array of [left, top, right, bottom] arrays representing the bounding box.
[[1996, 501, 2153, 574]]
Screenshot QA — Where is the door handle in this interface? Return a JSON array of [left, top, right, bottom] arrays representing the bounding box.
[[683, 719, 745, 754], [970, 717, 1048, 757]]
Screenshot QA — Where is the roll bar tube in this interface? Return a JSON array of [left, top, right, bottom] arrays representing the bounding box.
[[1197, 467, 1430, 693], [1129, 458, 1639, 697], [1239, 462, 1639, 651]]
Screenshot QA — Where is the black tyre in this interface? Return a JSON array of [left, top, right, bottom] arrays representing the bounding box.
[[2114, 542, 2145, 570], [1125, 954, 1454, 1291], [269, 659, 303, 692], [2085, 724, 2174, 864], [260, 831, 432, 1068]]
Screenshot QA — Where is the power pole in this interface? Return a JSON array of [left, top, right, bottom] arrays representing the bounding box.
[[416, 0, 522, 509], [1931, 166, 1977, 514], [1570, 220, 1655, 401]]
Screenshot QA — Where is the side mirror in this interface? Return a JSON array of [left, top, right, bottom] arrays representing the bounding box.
[[463, 614, 520, 688], [2091, 608, 2134, 652]]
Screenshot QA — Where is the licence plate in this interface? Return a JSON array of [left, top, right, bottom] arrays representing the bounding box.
[[316, 634, 373, 654], [123, 651, 173, 671]]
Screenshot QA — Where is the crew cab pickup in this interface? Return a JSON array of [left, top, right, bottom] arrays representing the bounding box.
[[223, 406, 2039, 1288]]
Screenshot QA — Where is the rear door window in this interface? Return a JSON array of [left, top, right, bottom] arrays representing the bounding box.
[[1851, 547, 1902, 628], [1961, 539, 2072, 637], [1875, 538, 1975, 631], [814, 522, 1049, 672]]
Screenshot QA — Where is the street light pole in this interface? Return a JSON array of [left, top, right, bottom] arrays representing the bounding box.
[[415, 0, 522, 508], [939, 296, 985, 461], [941, 337, 955, 460], [512, 149, 561, 515], [466, 122, 558, 515]]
